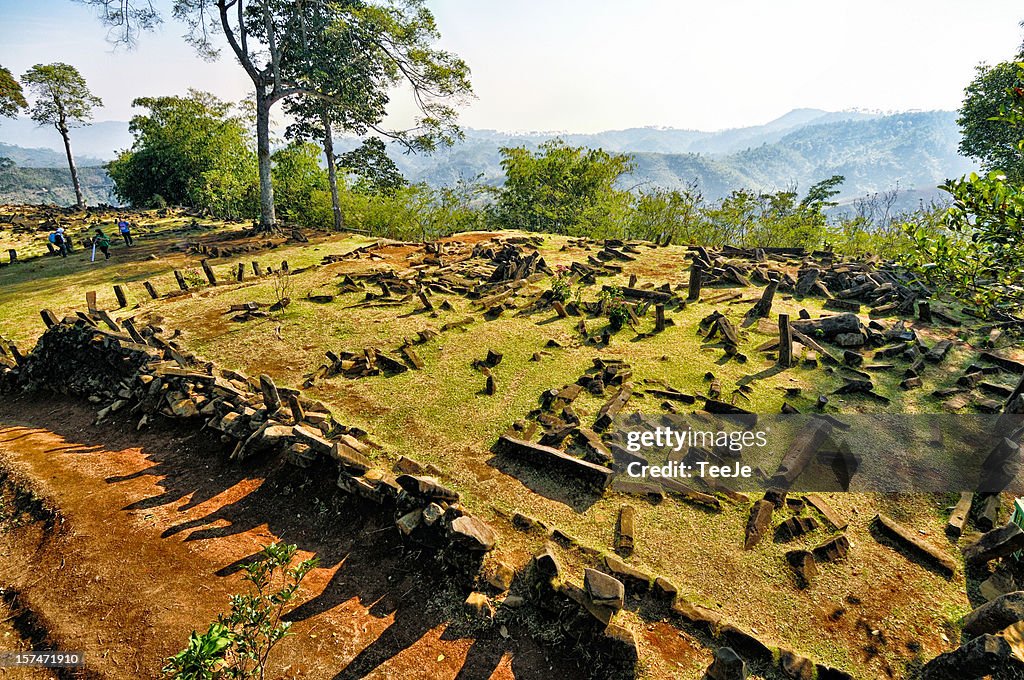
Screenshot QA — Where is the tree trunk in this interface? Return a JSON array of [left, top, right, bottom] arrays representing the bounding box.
[[321, 111, 343, 231], [58, 123, 84, 209], [255, 90, 276, 232]]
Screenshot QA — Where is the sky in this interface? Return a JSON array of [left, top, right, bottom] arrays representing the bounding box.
[[0, 0, 1022, 133]]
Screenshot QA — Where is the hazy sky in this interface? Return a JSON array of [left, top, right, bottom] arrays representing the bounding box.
[[0, 0, 1022, 132]]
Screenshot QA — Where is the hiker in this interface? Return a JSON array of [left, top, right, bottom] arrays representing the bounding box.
[[94, 229, 111, 260], [53, 228, 68, 258], [117, 217, 133, 246]]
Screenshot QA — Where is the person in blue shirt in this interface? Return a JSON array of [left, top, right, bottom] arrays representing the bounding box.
[[53, 228, 68, 258], [117, 217, 133, 246]]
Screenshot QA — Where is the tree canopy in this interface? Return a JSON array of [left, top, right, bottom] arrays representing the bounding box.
[[338, 137, 407, 196], [21, 62, 102, 131], [271, 141, 331, 226], [21, 62, 102, 208], [958, 60, 1024, 183], [0, 66, 26, 120], [495, 140, 635, 236], [107, 90, 257, 217], [82, 0, 472, 232]]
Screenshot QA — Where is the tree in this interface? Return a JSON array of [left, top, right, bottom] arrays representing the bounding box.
[[627, 185, 703, 244], [107, 90, 257, 217], [0, 65, 27, 120], [283, 98, 347, 230], [82, 0, 472, 233], [278, 2, 387, 231], [903, 64, 1024, 316], [338, 137, 406, 196], [270, 141, 331, 227], [495, 140, 635, 236], [21, 63, 101, 209], [958, 60, 1024, 183]]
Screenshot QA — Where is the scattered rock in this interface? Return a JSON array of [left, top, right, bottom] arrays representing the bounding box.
[[487, 561, 515, 592], [964, 523, 1024, 566], [706, 646, 747, 680], [872, 513, 956, 578], [448, 515, 497, 552], [464, 591, 493, 619], [786, 549, 818, 589], [962, 592, 1024, 639], [812, 535, 850, 562], [584, 568, 624, 611]]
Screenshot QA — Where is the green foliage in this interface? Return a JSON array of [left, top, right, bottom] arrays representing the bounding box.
[[626, 186, 704, 244], [338, 138, 407, 196], [20, 62, 101, 131], [902, 64, 1024, 315], [341, 0, 473, 151], [958, 61, 1024, 183], [495, 140, 635, 236], [599, 286, 630, 331], [902, 171, 1024, 314], [163, 623, 233, 680], [181, 268, 206, 289], [86, 0, 471, 231], [337, 179, 487, 240], [163, 543, 318, 680], [0, 65, 26, 119], [270, 142, 331, 227], [549, 265, 574, 303], [107, 91, 258, 218], [276, 0, 472, 151]]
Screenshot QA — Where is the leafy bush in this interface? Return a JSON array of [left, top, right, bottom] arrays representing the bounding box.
[[549, 265, 573, 303], [181, 268, 206, 289], [163, 543, 318, 680], [899, 65, 1024, 316], [599, 286, 630, 331], [108, 91, 258, 219]]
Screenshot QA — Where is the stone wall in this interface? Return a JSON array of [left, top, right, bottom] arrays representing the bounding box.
[[0, 317, 498, 585]]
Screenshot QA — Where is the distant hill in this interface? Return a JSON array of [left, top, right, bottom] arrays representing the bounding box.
[[0, 108, 976, 206], [370, 110, 975, 201], [0, 143, 107, 169], [0, 166, 115, 205], [0, 119, 133, 161]]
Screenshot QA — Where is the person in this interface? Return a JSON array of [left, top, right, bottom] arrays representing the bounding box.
[[53, 228, 68, 258], [94, 229, 111, 260], [117, 217, 133, 246]]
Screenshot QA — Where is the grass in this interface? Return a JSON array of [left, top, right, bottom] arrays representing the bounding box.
[[1, 206, 1016, 679]]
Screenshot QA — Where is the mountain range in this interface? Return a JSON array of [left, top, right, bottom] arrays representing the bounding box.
[[0, 108, 976, 208]]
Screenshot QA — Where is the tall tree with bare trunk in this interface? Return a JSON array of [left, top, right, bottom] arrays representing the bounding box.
[[21, 63, 102, 209]]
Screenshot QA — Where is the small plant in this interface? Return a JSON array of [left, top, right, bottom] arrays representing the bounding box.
[[182, 267, 206, 289], [549, 265, 573, 303], [162, 543, 318, 680], [271, 270, 293, 310], [599, 286, 630, 331]]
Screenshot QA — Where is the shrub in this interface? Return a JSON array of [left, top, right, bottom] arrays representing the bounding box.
[[163, 543, 318, 680]]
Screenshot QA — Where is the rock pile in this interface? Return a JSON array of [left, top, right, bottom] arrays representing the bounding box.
[[526, 544, 639, 679]]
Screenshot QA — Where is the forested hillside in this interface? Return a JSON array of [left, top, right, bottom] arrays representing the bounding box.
[[0, 164, 113, 205], [385, 110, 974, 200]]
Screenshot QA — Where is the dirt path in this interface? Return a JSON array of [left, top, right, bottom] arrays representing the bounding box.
[[0, 395, 580, 680]]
